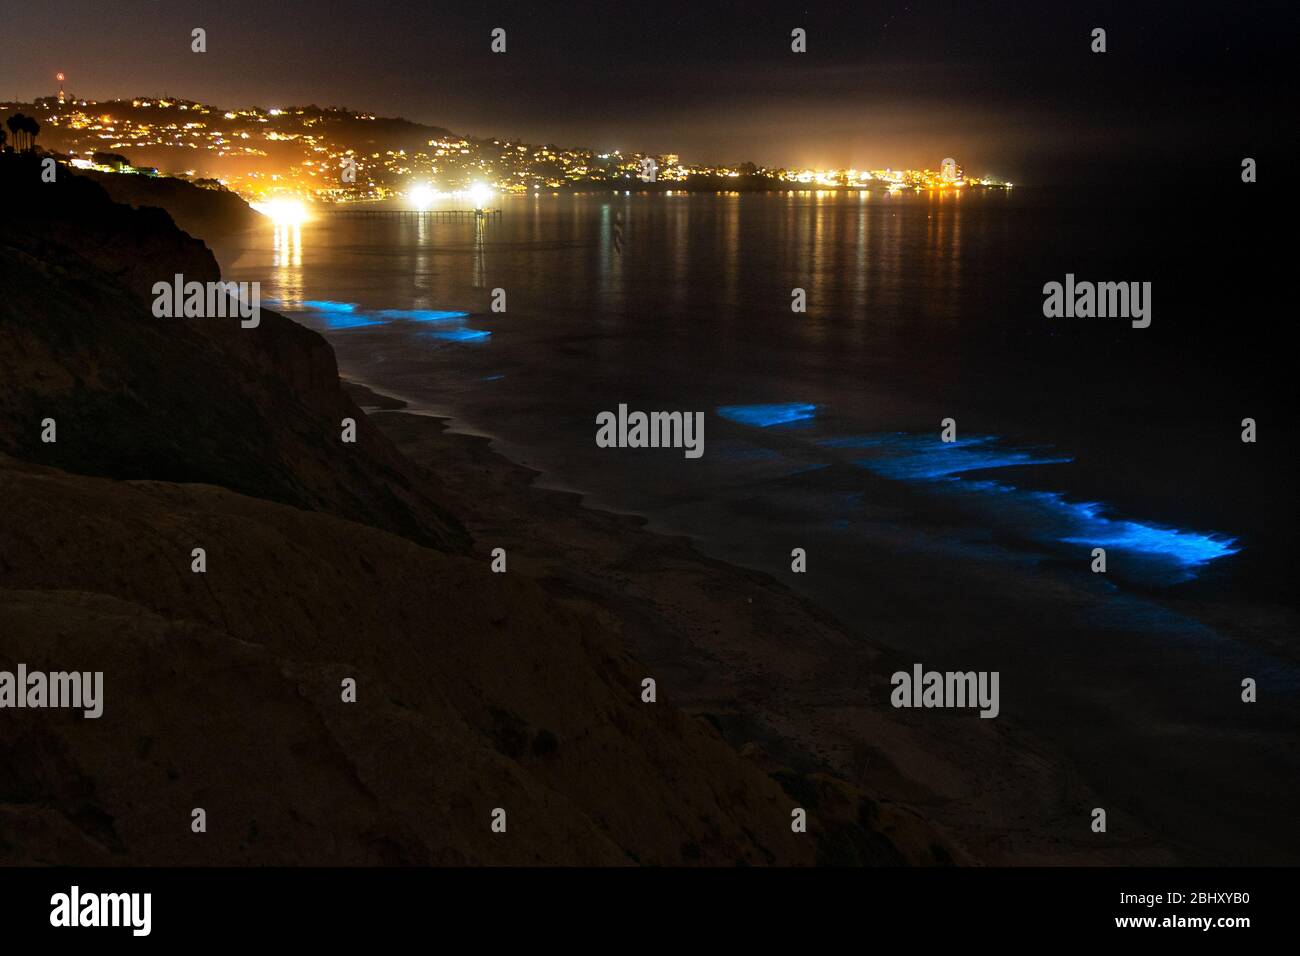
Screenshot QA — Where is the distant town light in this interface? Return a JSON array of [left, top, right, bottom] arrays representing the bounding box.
[[409, 183, 436, 210], [251, 198, 310, 225]]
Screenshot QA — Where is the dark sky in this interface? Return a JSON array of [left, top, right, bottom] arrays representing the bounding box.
[[3, 0, 1290, 183]]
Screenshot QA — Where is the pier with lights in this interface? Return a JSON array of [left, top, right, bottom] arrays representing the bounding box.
[[324, 207, 501, 221]]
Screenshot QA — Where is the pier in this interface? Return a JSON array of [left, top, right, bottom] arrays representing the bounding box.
[[323, 207, 501, 221]]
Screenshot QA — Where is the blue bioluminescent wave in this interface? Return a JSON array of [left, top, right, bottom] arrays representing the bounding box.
[[286, 301, 472, 330], [824, 433, 1074, 480], [853, 434, 1237, 573], [315, 312, 387, 330], [279, 298, 492, 343], [298, 299, 355, 313], [1057, 502, 1240, 565], [430, 328, 491, 342], [813, 432, 1240, 578], [372, 308, 469, 324], [294, 300, 385, 329], [716, 403, 817, 427]]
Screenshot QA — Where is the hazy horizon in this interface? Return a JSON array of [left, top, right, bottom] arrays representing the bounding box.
[[4, 0, 1290, 184]]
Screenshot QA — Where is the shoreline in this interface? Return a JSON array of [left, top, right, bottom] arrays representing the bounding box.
[[9, 156, 1288, 868], [342, 378, 1180, 866]]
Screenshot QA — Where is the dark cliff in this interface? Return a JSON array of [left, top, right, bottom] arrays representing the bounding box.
[[0, 153, 468, 553], [0, 155, 837, 865]]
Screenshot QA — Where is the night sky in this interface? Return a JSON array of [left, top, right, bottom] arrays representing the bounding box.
[[3, 0, 1290, 183]]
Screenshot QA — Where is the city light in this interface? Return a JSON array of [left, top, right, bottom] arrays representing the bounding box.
[[24, 93, 1013, 202], [408, 183, 436, 209], [251, 198, 310, 225]]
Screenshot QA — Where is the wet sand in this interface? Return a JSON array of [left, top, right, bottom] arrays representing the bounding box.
[[346, 380, 1240, 865]]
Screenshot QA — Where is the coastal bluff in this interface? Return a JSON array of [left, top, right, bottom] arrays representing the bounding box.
[[0, 157, 951, 865]]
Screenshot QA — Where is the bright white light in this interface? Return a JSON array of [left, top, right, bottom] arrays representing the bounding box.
[[468, 183, 492, 208], [409, 184, 436, 210], [252, 198, 310, 225]]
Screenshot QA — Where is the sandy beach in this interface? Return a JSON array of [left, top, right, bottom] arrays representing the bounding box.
[[346, 380, 1193, 866]]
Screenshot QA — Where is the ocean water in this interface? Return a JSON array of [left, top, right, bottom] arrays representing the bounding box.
[[215, 189, 1289, 587], [214, 188, 1298, 861]]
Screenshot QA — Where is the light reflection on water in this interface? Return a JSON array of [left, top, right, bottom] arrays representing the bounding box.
[[217, 193, 1249, 590]]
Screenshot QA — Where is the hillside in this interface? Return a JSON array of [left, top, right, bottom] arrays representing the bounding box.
[[78, 168, 264, 237]]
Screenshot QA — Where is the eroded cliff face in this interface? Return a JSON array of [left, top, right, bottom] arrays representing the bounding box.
[[0, 155, 468, 553], [1, 158, 223, 299], [0, 457, 816, 865], [78, 168, 264, 239]]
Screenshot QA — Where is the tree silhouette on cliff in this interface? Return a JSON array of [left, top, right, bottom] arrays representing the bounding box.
[[4, 114, 40, 152]]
